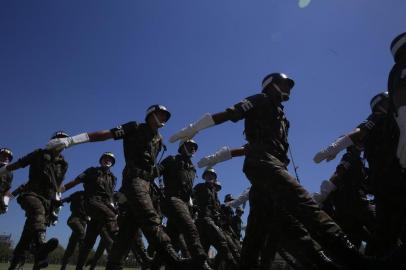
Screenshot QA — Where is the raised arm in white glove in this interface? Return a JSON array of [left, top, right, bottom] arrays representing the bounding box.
[[197, 146, 232, 168], [396, 106, 406, 168], [169, 113, 215, 143], [46, 133, 90, 151], [313, 135, 353, 163]]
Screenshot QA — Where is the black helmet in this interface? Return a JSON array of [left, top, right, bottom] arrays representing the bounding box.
[[214, 181, 222, 191], [224, 194, 234, 203], [178, 139, 199, 154], [236, 206, 244, 213], [145, 105, 171, 122], [202, 168, 217, 180], [262, 73, 295, 92], [99, 152, 116, 166], [370, 91, 389, 112], [0, 148, 13, 162], [51, 131, 69, 140], [390, 32, 406, 63]]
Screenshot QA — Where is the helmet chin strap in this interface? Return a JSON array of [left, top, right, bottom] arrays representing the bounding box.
[[272, 83, 289, 101], [152, 113, 165, 128]]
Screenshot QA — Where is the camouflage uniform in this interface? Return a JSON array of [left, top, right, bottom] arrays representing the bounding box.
[[10, 149, 67, 270], [226, 93, 361, 268], [359, 111, 406, 257], [322, 149, 376, 249], [106, 122, 185, 270], [193, 182, 237, 268], [60, 191, 89, 270], [159, 153, 206, 262], [75, 166, 117, 270]]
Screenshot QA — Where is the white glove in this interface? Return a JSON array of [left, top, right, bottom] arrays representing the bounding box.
[[313, 135, 353, 163], [46, 133, 90, 151], [169, 113, 215, 143], [197, 146, 232, 168], [0, 166, 9, 177], [396, 106, 406, 168]]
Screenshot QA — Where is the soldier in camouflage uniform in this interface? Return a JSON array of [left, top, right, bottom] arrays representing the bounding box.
[[62, 152, 118, 270], [158, 139, 209, 267], [170, 73, 381, 269], [46, 105, 191, 269], [315, 91, 406, 260], [0, 131, 69, 270], [313, 145, 376, 250], [60, 191, 90, 270], [0, 148, 13, 214], [193, 168, 238, 269], [231, 207, 243, 242]]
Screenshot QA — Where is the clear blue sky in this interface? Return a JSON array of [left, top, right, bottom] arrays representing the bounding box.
[[1, 0, 405, 247]]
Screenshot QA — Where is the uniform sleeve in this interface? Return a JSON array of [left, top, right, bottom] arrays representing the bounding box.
[[226, 94, 268, 122], [110, 121, 138, 140], [357, 113, 384, 133], [157, 156, 175, 176], [336, 153, 352, 172], [77, 168, 93, 184], [15, 149, 42, 168]]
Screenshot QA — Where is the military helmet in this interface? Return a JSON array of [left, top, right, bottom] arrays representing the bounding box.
[[99, 152, 116, 166], [0, 148, 13, 162], [51, 131, 69, 139], [178, 139, 198, 154], [236, 206, 244, 213], [214, 181, 222, 191], [202, 168, 217, 180], [224, 194, 234, 203], [145, 104, 171, 123], [370, 91, 389, 112], [390, 32, 406, 62], [262, 73, 295, 92]]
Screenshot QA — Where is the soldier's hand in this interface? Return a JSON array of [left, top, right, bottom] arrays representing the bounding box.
[[169, 113, 215, 143], [197, 146, 232, 168], [169, 124, 198, 143], [46, 138, 71, 151]]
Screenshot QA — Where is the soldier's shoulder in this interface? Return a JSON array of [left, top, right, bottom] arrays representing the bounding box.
[[194, 183, 206, 190]]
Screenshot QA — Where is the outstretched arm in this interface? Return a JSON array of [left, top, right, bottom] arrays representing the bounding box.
[[197, 146, 246, 169], [46, 129, 114, 151], [170, 94, 267, 143]]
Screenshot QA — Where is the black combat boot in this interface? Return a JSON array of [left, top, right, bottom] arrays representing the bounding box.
[[328, 234, 386, 270], [33, 231, 59, 270], [311, 250, 345, 270], [161, 243, 193, 269]]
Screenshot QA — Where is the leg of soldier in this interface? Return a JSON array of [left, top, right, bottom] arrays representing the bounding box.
[[243, 156, 369, 268], [9, 226, 31, 270], [130, 228, 153, 270], [106, 213, 135, 270], [122, 177, 187, 268], [373, 196, 406, 257], [88, 239, 106, 270], [165, 197, 205, 261], [19, 195, 58, 269], [61, 217, 87, 270], [76, 220, 100, 270], [197, 217, 237, 268], [86, 199, 118, 252], [239, 186, 270, 270]]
